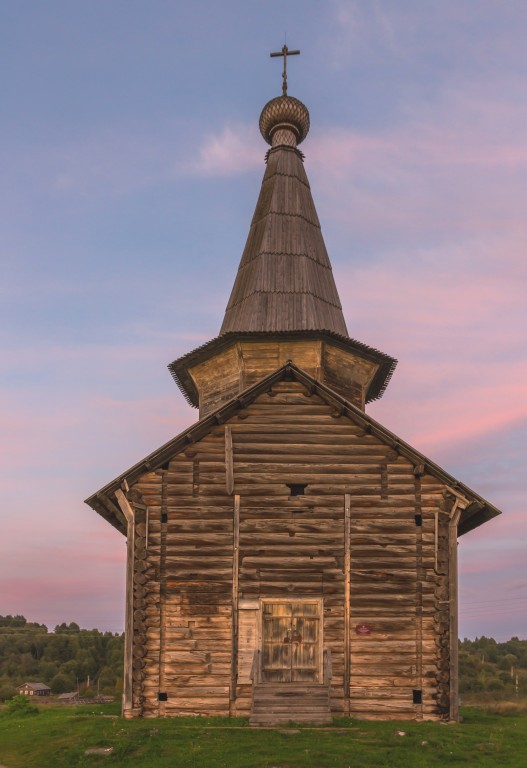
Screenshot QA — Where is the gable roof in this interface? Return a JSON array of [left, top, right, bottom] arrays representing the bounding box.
[[20, 682, 50, 691], [220, 145, 348, 336], [86, 362, 501, 538]]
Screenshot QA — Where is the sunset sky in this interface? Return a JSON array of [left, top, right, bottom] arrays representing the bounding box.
[[1, 1, 526, 640]]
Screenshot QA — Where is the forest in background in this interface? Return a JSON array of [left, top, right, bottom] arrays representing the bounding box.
[[0, 615, 123, 701], [1, 615, 526, 702], [459, 636, 527, 700]]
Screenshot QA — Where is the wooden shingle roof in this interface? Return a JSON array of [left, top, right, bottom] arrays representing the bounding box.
[[220, 144, 348, 336]]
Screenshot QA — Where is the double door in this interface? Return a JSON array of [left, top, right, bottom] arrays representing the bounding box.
[[261, 601, 321, 683]]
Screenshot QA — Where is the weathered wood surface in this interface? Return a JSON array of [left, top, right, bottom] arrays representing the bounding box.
[[189, 340, 382, 418], [220, 142, 348, 337], [448, 498, 464, 722], [230, 495, 240, 705], [225, 426, 234, 495], [123, 379, 453, 720], [114, 489, 136, 718], [250, 682, 332, 725], [344, 493, 351, 703]]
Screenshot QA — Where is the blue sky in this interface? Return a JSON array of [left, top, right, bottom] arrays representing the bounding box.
[[1, 1, 526, 639]]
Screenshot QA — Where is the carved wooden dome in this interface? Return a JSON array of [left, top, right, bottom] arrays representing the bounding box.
[[259, 95, 310, 147]]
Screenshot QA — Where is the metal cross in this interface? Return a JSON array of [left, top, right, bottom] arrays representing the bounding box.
[[270, 44, 300, 96]]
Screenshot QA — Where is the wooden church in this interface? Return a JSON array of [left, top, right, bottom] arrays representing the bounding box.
[[87, 57, 501, 723]]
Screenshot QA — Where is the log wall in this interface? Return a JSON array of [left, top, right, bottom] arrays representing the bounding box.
[[188, 340, 378, 418], [124, 378, 453, 720]]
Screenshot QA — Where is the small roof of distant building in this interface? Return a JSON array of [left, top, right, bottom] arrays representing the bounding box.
[[19, 682, 51, 691]]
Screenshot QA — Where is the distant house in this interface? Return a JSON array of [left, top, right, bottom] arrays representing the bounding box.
[[57, 691, 79, 701], [57, 691, 79, 702], [18, 682, 51, 697]]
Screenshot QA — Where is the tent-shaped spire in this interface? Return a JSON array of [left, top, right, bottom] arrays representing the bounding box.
[[220, 95, 348, 337], [169, 92, 396, 412]]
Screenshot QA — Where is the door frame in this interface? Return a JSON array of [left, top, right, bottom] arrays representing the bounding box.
[[258, 597, 324, 683]]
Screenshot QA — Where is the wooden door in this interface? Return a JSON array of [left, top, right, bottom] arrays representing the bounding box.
[[261, 601, 321, 682]]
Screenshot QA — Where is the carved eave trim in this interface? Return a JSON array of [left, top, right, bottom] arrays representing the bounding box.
[[168, 330, 397, 407]]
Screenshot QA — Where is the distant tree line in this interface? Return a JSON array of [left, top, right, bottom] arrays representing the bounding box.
[[459, 636, 527, 698], [0, 615, 123, 701], [1, 615, 526, 702]]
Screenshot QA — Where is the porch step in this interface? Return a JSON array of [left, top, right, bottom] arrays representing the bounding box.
[[250, 683, 332, 726]]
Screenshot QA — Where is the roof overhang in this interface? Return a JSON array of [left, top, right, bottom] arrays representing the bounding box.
[[168, 330, 397, 407]]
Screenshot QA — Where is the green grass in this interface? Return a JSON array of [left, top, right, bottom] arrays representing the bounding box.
[[1, 703, 526, 768]]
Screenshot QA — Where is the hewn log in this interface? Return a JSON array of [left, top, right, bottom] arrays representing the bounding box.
[[225, 426, 234, 495], [230, 494, 240, 703], [114, 489, 135, 717], [344, 493, 351, 701], [448, 498, 464, 722]]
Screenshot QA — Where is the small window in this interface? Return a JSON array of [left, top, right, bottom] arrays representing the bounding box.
[[287, 483, 307, 497]]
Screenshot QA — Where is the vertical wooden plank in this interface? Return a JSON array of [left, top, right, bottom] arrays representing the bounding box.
[[449, 501, 462, 722], [238, 602, 259, 683], [434, 510, 439, 572], [192, 459, 200, 497], [236, 343, 245, 393], [414, 477, 423, 720], [230, 494, 240, 704], [115, 489, 135, 718], [158, 471, 168, 716], [380, 464, 388, 500], [344, 493, 351, 702], [225, 426, 234, 495]]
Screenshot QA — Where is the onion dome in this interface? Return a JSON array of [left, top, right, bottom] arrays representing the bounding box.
[[259, 95, 310, 148]]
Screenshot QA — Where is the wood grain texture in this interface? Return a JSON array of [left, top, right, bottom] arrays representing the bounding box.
[[190, 340, 383, 418], [114, 489, 136, 718], [220, 145, 348, 337], [230, 495, 240, 703], [225, 426, 234, 496], [117, 380, 459, 720], [344, 493, 351, 702]]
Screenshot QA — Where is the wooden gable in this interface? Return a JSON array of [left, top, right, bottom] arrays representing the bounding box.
[[87, 362, 500, 537]]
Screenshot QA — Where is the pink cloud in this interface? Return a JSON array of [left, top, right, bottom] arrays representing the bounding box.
[[0, 517, 127, 631], [306, 84, 527, 243], [194, 124, 261, 176]]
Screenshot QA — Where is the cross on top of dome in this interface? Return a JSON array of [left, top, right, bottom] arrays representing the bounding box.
[[261, 44, 309, 148], [270, 44, 300, 97]]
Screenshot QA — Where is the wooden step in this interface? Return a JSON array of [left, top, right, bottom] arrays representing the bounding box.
[[250, 683, 332, 726], [251, 715, 332, 725]]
